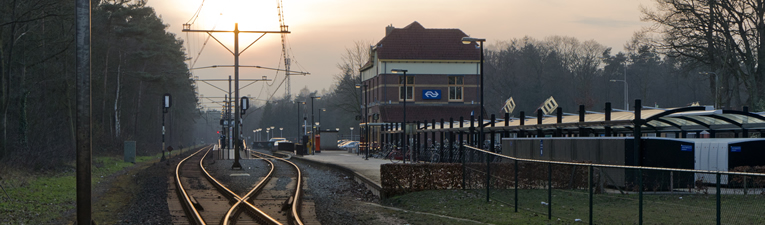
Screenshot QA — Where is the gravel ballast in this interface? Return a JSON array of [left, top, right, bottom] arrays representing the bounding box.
[[91, 147, 411, 224]]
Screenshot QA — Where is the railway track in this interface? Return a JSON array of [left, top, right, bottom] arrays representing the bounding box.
[[248, 150, 306, 225], [174, 145, 308, 224]]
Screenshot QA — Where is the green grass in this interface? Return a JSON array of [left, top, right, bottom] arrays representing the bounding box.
[[0, 153, 165, 224], [383, 190, 558, 224], [382, 188, 765, 224], [484, 188, 765, 224]]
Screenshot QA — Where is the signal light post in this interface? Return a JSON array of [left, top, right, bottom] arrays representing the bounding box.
[[162, 93, 171, 162]]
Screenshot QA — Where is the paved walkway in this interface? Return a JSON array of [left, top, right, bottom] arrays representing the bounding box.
[[278, 149, 387, 196]]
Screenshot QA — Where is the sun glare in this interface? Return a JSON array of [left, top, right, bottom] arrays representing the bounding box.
[[198, 0, 280, 31], [185, 1, 284, 51]]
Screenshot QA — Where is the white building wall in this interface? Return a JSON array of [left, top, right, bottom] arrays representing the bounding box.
[[361, 59, 480, 81], [375, 61, 478, 76]]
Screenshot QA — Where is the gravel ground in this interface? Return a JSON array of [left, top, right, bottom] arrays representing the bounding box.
[[204, 155, 270, 195], [115, 161, 173, 225], [89, 147, 408, 225], [292, 158, 409, 225]]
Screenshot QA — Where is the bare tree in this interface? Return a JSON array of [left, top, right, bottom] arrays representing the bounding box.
[[331, 40, 372, 115], [641, 0, 765, 109]]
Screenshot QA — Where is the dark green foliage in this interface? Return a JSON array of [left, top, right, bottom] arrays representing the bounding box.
[[0, 1, 200, 169]]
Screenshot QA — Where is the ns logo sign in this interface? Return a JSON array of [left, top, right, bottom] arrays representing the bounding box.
[[422, 90, 441, 100]]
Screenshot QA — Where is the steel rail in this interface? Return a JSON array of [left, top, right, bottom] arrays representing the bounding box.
[[197, 148, 282, 225], [250, 150, 305, 225], [175, 146, 210, 225], [221, 153, 276, 225]]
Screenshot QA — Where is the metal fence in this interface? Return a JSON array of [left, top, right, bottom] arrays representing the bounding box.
[[454, 145, 765, 225]]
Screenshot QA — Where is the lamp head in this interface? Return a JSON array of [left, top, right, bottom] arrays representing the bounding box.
[[461, 37, 486, 44]]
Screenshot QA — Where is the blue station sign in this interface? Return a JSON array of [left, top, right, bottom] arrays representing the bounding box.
[[422, 90, 441, 100]]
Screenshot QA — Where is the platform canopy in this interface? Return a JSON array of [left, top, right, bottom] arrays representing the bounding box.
[[381, 105, 765, 137]]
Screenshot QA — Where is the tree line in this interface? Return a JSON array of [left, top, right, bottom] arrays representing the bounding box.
[[1, 0, 200, 169]]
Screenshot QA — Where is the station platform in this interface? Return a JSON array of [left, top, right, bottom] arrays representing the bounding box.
[[276, 150, 386, 197]]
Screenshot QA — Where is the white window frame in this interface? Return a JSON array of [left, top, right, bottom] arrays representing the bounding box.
[[399, 76, 414, 101], [448, 76, 463, 101]]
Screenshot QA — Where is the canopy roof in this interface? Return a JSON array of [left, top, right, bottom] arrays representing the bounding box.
[[374, 106, 765, 135]]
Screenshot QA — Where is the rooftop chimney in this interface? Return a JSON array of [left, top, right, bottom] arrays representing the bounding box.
[[385, 24, 394, 36]]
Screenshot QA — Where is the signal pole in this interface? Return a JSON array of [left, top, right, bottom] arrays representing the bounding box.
[[183, 23, 289, 169]]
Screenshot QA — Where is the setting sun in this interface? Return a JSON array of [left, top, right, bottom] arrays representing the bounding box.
[[191, 0, 281, 31]]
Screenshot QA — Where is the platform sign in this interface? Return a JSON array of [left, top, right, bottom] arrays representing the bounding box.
[[503, 97, 516, 114], [539, 140, 544, 156], [538, 96, 558, 115], [422, 90, 441, 100]]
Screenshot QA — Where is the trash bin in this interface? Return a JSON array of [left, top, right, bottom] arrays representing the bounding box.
[[295, 144, 306, 156]]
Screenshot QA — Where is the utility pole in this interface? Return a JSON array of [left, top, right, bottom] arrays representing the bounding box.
[[183, 23, 289, 169], [75, 0, 92, 223]]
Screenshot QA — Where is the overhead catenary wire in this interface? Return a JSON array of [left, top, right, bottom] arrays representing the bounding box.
[[188, 1, 311, 108], [185, 0, 205, 70], [185, 0, 206, 25]]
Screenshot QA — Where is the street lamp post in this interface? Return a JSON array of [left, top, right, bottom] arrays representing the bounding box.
[[610, 78, 628, 110], [280, 127, 283, 137], [598, 56, 629, 110], [462, 37, 486, 149], [350, 127, 354, 141], [356, 83, 370, 159], [700, 72, 719, 109], [391, 69, 408, 162], [310, 95, 321, 154], [296, 101, 305, 142], [319, 108, 326, 127]]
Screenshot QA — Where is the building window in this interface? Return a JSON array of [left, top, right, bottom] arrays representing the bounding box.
[[399, 76, 414, 101], [448, 76, 463, 100]]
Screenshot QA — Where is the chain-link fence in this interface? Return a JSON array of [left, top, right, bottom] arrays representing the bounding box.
[[461, 145, 765, 225]]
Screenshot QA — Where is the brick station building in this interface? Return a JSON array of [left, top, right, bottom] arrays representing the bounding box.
[[359, 21, 483, 144]]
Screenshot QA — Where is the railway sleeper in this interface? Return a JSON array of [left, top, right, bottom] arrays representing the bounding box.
[[188, 195, 204, 211], [281, 196, 294, 212]]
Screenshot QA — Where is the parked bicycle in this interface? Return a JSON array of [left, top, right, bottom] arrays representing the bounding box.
[[386, 145, 411, 163], [427, 143, 440, 163]]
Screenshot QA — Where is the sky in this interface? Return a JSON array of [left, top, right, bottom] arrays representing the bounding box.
[[146, 0, 656, 109]]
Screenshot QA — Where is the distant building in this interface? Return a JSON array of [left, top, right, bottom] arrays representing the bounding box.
[[359, 21, 483, 144]]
